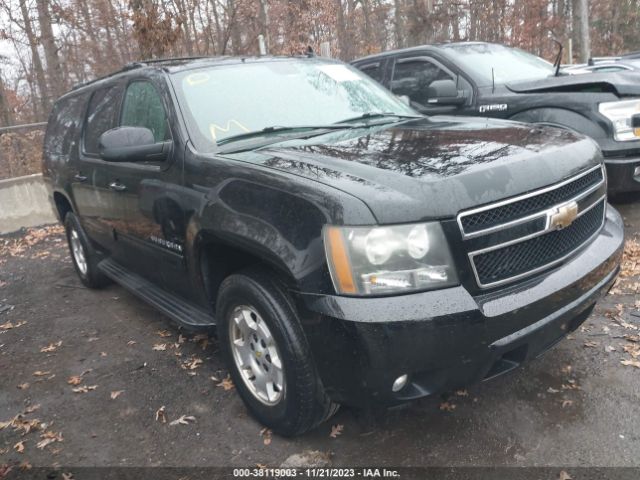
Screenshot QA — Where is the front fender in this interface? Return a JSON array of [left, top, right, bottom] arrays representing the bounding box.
[[509, 108, 608, 141]]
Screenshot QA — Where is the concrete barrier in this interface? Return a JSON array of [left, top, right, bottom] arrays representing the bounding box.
[[0, 173, 57, 234]]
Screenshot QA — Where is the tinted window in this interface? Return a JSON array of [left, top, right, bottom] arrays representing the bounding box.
[[120, 81, 168, 142], [359, 63, 383, 82], [391, 60, 454, 106], [84, 86, 122, 154], [44, 94, 87, 159]]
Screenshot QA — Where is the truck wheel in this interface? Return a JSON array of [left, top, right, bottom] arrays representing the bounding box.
[[64, 212, 111, 289], [217, 268, 338, 436]]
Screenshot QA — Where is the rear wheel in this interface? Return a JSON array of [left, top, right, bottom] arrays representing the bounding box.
[[217, 268, 338, 436], [64, 212, 111, 289]]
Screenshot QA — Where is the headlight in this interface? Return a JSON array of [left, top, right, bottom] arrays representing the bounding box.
[[323, 223, 458, 296], [599, 99, 640, 141]]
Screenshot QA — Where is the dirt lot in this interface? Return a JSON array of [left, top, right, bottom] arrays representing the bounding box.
[[1, 197, 640, 478]]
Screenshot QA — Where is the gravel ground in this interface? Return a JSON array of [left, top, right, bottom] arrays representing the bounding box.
[[0, 197, 639, 478]]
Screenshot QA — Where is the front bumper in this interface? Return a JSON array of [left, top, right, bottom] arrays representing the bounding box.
[[604, 155, 640, 193], [296, 205, 624, 407]]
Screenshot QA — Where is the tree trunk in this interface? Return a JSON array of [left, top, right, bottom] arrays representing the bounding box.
[[19, 0, 49, 117], [35, 0, 65, 100], [0, 70, 14, 127], [576, 0, 590, 62], [258, 0, 270, 52]]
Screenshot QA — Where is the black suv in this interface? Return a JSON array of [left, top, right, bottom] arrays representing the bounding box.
[[352, 42, 640, 193], [43, 56, 623, 436]]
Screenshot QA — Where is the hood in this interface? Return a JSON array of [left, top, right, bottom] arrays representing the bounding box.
[[228, 117, 602, 224], [507, 72, 640, 96]]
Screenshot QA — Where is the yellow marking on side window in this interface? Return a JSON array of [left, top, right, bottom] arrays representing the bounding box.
[[209, 120, 250, 141]]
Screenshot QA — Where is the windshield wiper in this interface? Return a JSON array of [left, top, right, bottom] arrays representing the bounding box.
[[216, 125, 350, 146], [333, 112, 422, 124]]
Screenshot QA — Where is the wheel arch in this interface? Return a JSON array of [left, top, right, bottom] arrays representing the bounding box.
[[508, 107, 608, 141], [52, 189, 75, 222]]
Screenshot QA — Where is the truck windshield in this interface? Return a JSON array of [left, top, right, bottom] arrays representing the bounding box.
[[444, 43, 556, 86], [171, 59, 416, 152]]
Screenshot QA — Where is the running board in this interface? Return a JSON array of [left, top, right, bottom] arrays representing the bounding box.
[[98, 258, 215, 329]]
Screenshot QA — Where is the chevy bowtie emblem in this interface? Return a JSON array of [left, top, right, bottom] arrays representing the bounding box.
[[549, 201, 579, 230]]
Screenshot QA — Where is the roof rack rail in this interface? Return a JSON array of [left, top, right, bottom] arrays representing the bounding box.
[[72, 56, 212, 91]]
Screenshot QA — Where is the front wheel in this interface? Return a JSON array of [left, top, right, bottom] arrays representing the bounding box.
[[217, 268, 338, 436]]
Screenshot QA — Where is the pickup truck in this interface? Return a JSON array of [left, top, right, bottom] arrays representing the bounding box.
[[43, 56, 623, 435], [352, 42, 640, 193]]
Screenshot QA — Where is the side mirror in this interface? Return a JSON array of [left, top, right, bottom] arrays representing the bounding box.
[[426, 79, 465, 106], [99, 126, 171, 163]]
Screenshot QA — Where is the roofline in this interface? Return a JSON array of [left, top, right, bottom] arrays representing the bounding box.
[[351, 41, 497, 64]]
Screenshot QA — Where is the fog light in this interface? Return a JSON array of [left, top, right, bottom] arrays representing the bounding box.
[[392, 374, 409, 392], [634, 166, 640, 179]]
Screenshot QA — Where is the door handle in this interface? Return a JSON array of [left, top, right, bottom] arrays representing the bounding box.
[[108, 181, 127, 192], [74, 173, 88, 182]]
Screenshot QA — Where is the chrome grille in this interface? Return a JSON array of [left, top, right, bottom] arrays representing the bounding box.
[[457, 165, 607, 289]]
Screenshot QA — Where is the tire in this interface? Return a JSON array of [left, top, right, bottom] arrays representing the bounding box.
[[217, 268, 338, 436], [64, 212, 111, 289]]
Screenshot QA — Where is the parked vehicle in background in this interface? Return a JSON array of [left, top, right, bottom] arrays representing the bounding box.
[[352, 42, 640, 193], [43, 56, 623, 436], [563, 62, 636, 75]]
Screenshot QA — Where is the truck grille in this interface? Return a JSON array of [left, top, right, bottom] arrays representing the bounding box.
[[460, 167, 603, 236], [457, 165, 607, 289], [471, 200, 605, 287]]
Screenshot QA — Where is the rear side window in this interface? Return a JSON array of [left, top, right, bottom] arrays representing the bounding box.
[[391, 59, 454, 106], [120, 81, 168, 142], [359, 63, 384, 83], [84, 85, 123, 154], [44, 95, 87, 159]]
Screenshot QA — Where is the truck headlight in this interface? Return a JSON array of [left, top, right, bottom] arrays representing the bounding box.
[[599, 99, 640, 141], [324, 223, 458, 296]]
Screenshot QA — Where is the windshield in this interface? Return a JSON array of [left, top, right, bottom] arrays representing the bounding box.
[[171, 59, 416, 152], [444, 43, 555, 86]]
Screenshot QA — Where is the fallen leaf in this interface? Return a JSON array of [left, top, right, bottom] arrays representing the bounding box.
[[583, 341, 599, 348], [32, 371, 51, 377], [17, 383, 29, 390], [62, 473, 74, 480], [155, 406, 167, 423], [100, 352, 107, 357], [216, 375, 234, 391], [18, 462, 32, 471], [72, 385, 97, 394], [152, 343, 167, 351], [0, 321, 25, 330], [169, 415, 196, 426], [40, 341, 62, 353], [439, 401, 456, 412], [561, 399, 573, 408], [547, 387, 560, 394], [260, 427, 272, 445], [36, 430, 63, 449], [182, 357, 203, 370], [177, 334, 186, 344], [24, 404, 40, 414], [329, 424, 344, 438], [110, 390, 124, 400], [67, 376, 83, 386], [454, 389, 468, 397], [13, 441, 25, 453], [621, 359, 640, 368], [605, 345, 616, 353], [127, 340, 137, 346], [156, 330, 172, 338], [558, 471, 572, 480], [561, 365, 572, 374]]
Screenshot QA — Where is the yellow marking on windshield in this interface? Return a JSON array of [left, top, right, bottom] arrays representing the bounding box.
[[185, 73, 211, 86], [209, 120, 250, 141]]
